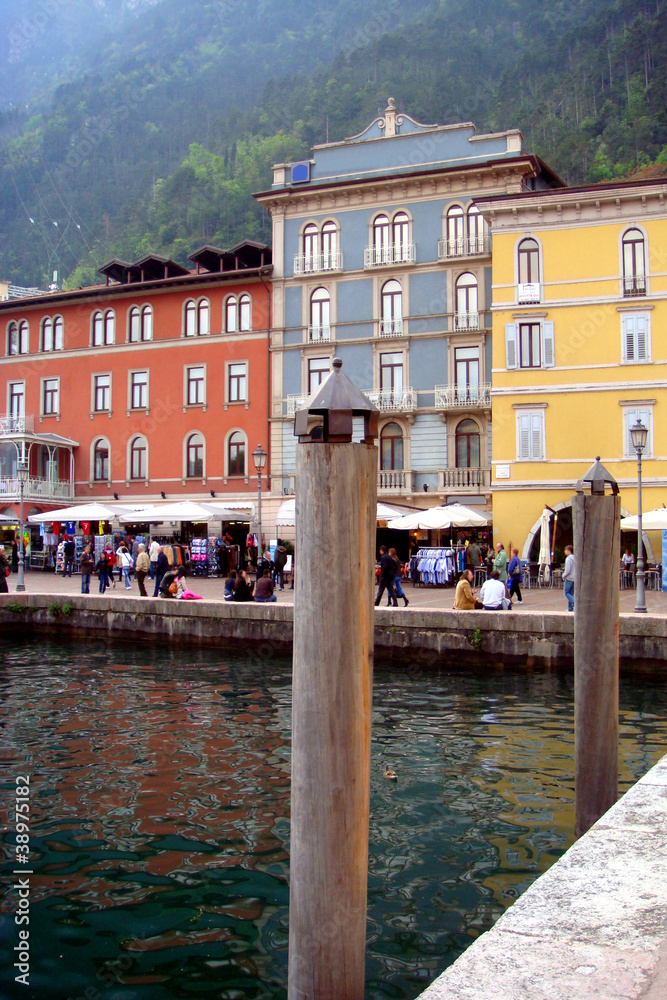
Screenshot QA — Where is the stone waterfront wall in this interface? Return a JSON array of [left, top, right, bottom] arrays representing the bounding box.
[[2, 594, 667, 669]]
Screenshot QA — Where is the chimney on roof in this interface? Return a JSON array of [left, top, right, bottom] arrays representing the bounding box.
[[383, 98, 398, 137]]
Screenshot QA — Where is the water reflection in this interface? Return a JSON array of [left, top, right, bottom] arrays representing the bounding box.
[[1, 641, 666, 1000]]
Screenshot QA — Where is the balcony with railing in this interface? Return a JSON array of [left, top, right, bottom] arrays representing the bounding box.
[[364, 387, 415, 412], [379, 318, 404, 338], [364, 243, 416, 268], [377, 470, 414, 493], [454, 312, 480, 332], [440, 467, 491, 491], [286, 394, 308, 416], [438, 235, 491, 259], [0, 476, 74, 502], [0, 414, 35, 435], [623, 275, 646, 297], [293, 251, 343, 275], [435, 384, 492, 409], [517, 283, 541, 304], [308, 324, 331, 343]]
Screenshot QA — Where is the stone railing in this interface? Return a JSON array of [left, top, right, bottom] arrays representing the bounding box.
[[440, 468, 490, 490]]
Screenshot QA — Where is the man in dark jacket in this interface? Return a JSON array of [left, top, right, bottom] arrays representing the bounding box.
[[273, 544, 287, 590], [374, 545, 398, 607], [153, 547, 170, 598], [63, 536, 76, 577]]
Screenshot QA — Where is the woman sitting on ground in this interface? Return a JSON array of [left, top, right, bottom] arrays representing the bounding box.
[[232, 569, 254, 602], [224, 570, 237, 601]]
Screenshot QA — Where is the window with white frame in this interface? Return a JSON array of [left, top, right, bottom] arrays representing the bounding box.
[[321, 221, 338, 267], [93, 438, 110, 481], [186, 432, 205, 478], [186, 365, 205, 406], [381, 279, 403, 336], [8, 382, 25, 417], [227, 431, 245, 476], [129, 305, 153, 342], [225, 296, 237, 333], [455, 418, 481, 468], [455, 347, 480, 402], [7, 320, 28, 355], [373, 215, 390, 260], [379, 352, 404, 393], [303, 223, 319, 266], [42, 377, 59, 416], [516, 409, 545, 460], [307, 357, 330, 394], [622, 228, 646, 297], [309, 288, 330, 342], [94, 374, 111, 412], [622, 405, 653, 459], [380, 422, 403, 470], [455, 272, 479, 330], [467, 205, 485, 252], [41, 316, 64, 352], [446, 205, 464, 255], [517, 237, 541, 303], [130, 371, 148, 410], [184, 299, 209, 337], [621, 313, 650, 363], [228, 362, 247, 402], [505, 321, 554, 369], [92, 309, 115, 346], [129, 436, 147, 480], [239, 294, 251, 332]]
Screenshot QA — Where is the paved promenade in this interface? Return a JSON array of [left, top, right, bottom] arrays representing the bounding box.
[[9, 569, 667, 615]]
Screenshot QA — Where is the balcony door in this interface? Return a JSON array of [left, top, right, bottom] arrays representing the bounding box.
[[455, 347, 479, 404], [380, 422, 403, 471], [455, 418, 481, 468]]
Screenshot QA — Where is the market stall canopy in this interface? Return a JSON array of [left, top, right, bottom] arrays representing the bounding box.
[[118, 500, 242, 524], [275, 498, 404, 527], [0, 513, 18, 523], [620, 507, 667, 531], [387, 503, 489, 531], [28, 502, 145, 523]]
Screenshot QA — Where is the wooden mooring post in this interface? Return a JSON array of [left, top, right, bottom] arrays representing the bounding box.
[[288, 359, 379, 1000], [573, 458, 621, 839]]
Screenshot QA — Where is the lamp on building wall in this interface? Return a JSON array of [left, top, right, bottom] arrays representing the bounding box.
[[631, 418, 648, 613], [210, 490, 215, 498], [16, 459, 29, 592], [252, 444, 268, 553], [161, 491, 166, 499], [113, 493, 119, 501]]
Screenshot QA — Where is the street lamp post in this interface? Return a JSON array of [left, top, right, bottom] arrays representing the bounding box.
[[252, 444, 267, 561], [631, 418, 648, 614], [16, 459, 29, 592]]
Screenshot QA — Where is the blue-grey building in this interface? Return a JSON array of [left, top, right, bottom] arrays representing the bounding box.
[[255, 100, 561, 524]]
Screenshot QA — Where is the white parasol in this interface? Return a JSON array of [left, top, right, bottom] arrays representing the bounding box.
[[387, 503, 488, 531], [538, 508, 551, 582]]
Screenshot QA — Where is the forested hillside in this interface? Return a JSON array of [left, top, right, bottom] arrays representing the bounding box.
[[1, 0, 665, 289]]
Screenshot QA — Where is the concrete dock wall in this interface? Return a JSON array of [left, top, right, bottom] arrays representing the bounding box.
[[2, 594, 667, 670]]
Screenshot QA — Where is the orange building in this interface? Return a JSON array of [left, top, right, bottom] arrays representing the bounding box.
[[0, 243, 272, 526]]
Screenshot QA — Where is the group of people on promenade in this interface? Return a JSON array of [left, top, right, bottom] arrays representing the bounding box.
[[222, 545, 291, 602], [453, 542, 575, 612]]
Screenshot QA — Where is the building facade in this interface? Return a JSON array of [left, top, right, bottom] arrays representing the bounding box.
[[255, 100, 562, 527], [477, 178, 667, 561], [0, 243, 271, 523]]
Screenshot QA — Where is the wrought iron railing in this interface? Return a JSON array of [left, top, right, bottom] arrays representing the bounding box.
[[435, 384, 492, 409], [364, 242, 416, 267], [293, 251, 343, 275], [438, 235, 491, 259]]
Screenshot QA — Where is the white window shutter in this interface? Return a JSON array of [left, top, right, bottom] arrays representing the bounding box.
[[518, 413, 531, 458], [623, 315, 636, 362], [636, 314, 648, 361], [505, 323, 518, 369], [531, 413, 543, 459], [542, 321, 555, 367]]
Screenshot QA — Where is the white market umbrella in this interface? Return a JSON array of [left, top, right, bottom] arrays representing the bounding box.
[[538, 508, 551, 582], [28, 502, 142, 523], [387, 503, 488, 531], [118, 500, 241, 524], [620, 507, 667, 531], [0, 513, 18, 523], [275, 498, 405, 527]]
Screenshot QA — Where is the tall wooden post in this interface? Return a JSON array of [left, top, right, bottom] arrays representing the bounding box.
[[289, 359, 379, 1000], [573, 459, 621, 839]]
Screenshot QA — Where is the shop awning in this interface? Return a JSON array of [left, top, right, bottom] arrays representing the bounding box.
[[275, 498, 405, 527], [387, 503, 489, 531], [28, 502, 146, 523], [117, 501, 244, 524]]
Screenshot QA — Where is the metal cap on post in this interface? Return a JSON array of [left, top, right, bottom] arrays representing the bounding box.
[[579, 456, 619, 496], [294, 357, 379, 444]]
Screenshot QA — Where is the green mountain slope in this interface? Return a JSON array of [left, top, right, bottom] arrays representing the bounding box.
[[1, 0, 665, 289]]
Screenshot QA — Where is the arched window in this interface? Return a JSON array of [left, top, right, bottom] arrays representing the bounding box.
[[321, 221, 338, 268], [239, 293, 251, 332], [227, 431, 246, 476], [455, 273, 479, 330], [225, 296, 237, 333], [309, 288, 330, 342], [303, 223, 319, 270], [198, 298, 209, 335], [186, 432, 204, 478], [372, 214, 391, 264], [7, 320, 28, 355], [184, 298, 209, 337], [517, 238, 540, 284], [380, 422, 403, 471], [129, 305, 153, 343], [622, 228, 646, 296], [92, 309, 115, 346], [467, 205, 485, 253], [129, 435, 147, 480], [455, 418, 480, 468], [446, 206, 465, 255], [392, 211, 410, 260], [53, 316, 64, 350], [93, 438, 110, 482], [41, 317, 53, 352], [381, 279, 403, 336]]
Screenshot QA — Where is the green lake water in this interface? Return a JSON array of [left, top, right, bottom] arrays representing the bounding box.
[[1, 638, 666, 1000]]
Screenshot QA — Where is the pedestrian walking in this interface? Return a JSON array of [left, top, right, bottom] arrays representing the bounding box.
[[0, 545, 9, 594], [118, 546, 133, 589], [153, 546, 169, 597], [273, 544, 287, 590], [385, 547, 409, 607], [507, 547, 523, 605], [148, 538, 160, 579], [493, 542, 508, 582], [79, 544, 94, 594], [63, 535, 76, 577], [95, 552, 110, 594], [375, 545, 398, 607], [135, 543, 150, 596], [563, 545, 575, 612]]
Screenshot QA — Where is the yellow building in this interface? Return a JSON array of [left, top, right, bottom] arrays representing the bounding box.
[[476, 178, 667, 565]]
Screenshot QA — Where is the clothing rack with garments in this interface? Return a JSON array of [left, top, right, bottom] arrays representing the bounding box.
[[409, 548, 456, 587], [190, 537, 209, 577]]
